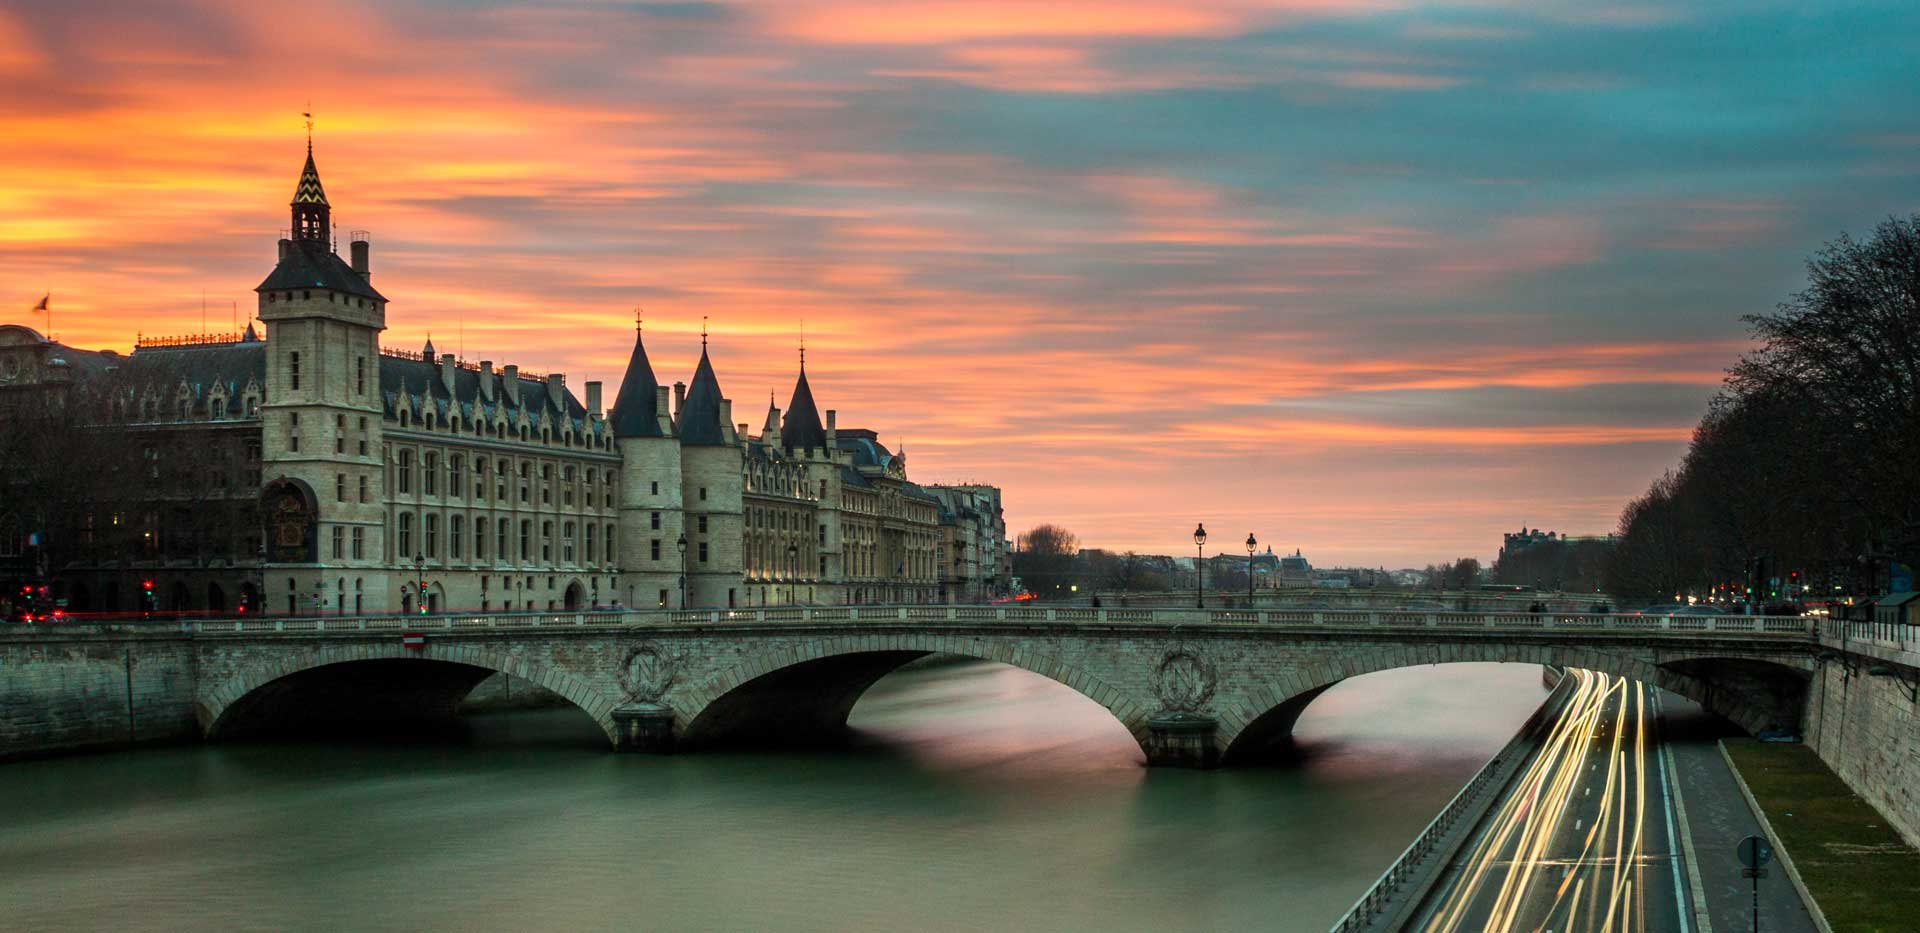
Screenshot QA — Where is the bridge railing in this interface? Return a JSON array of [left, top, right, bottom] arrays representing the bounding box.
[[84, 606, 1824, 640]]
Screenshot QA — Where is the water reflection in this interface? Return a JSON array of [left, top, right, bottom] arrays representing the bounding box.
[[0, 659, 1544, 931]]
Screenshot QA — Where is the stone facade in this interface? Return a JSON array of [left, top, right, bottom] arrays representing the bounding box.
[[0, 142, 1002, 615]]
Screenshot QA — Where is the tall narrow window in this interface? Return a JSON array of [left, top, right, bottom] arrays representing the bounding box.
[[520, 520, 531, 561], [351, 527, 365, 559], [289, 351, 301, 391], [563, 521, 576, 563], [425, 514, 438, 558], [355, 357, 366, 394], [450, 515, 464, 559], [476, 518, 489, 559], [424, 453, 438, 495], [397, 513, 413, 556], [331, 526, 344, 560], [335, 474, 345, 502]]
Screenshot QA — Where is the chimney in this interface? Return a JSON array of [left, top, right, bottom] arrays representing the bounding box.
[[440, 353, 457, 394], [585, 381, 603, 417], [478, 361, 494, 401], [547, 372, 565, 409], [825, 409, 838, 457], [351, 238, 370, 278], [278, 239, 292, 262], [655, 385, 672, 434], [673, 381, 686, 416], [503, 365, 519, 404], [719, 399, 734, 442]]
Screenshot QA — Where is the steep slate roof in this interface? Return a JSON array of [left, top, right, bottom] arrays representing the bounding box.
[[678, 347, 728, 446], [255, 237, 385, 302], [780, 362, 828, 451], [60, 342, 267, 418], [609, 329, 664, 437], [377, 356, 591, 435]]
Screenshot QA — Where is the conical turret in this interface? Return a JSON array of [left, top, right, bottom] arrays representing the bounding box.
[[610, 324, 664, 437]]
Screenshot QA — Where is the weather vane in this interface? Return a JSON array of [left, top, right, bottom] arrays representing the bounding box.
[[303, 103, 313, 150]]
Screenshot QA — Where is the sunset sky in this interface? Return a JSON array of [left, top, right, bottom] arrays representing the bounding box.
[[3, 1, 1916, 567]]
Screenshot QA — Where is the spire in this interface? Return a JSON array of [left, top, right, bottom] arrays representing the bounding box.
[[609, 324, 664, 437], [679, 342, 728, 446], [780, 343, 828, 452], [290, 137, 330, 243], [422, 334, 435, 358]]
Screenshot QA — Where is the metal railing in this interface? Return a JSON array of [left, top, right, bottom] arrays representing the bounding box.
[[1328, 675, 1576, 932]]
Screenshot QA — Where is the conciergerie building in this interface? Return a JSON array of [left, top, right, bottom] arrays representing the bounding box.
[[0, 142, 1010, 616]]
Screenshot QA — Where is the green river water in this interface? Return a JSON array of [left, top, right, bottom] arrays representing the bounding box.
[[0, 659, 1546, 931]]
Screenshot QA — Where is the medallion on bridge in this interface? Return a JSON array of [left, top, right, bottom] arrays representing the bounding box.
[[1154, 650, 1215, 712], [621, 643, 677, 703]]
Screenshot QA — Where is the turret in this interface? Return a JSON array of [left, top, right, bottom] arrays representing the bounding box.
[[612, 321, 683, 608]]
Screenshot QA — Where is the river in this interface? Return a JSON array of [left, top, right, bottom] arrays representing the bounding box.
[[0, 659, 1547, 931]]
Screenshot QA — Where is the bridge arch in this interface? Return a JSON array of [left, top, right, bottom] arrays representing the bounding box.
[[1217, 642, 1811, 764], [198, 642, 622, 744], [671, 634, 1153, 754]]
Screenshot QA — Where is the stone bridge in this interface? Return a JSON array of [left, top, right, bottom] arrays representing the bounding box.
[[157, 605, 1824, 767]]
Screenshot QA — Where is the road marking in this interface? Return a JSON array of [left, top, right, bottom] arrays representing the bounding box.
[[1651, 690, 1693, 933]]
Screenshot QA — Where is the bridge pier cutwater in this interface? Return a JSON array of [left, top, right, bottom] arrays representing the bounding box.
[[2, 606, 1834, 775]]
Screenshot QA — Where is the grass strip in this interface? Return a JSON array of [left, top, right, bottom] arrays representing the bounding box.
[[1724, 740, 1920, 933]]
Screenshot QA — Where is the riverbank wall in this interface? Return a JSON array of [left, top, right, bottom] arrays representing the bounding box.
[[1802, 654, 1920, 849], [0, 627, 199, 761]]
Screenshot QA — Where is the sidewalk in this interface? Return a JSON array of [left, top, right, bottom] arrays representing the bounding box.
[[1661, 696, 1820, 933]]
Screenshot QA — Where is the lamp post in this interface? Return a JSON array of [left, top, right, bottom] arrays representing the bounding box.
[[414, 552, 426, 615], [787, 543, 799, 605], [1193, 523, 1207, 609], [676, 534, 689, 609], [1246, 532, 1258, 606]]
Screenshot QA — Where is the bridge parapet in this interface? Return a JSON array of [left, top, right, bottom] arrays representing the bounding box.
[[98, 607, 1821, 641]]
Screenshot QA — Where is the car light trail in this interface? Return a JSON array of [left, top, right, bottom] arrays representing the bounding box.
[[1420, 670, 1683, 933]]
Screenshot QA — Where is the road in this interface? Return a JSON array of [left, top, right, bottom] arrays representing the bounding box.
[[1411, 669, 1691, 933]]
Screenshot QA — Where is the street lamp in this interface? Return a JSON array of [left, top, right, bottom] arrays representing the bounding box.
[[1246, 532, 1258, 606], [414, 552, 426, 615], [676, 534, 689, 609], [787, 543, 799, 605], [1193, 523, 1207, 609]]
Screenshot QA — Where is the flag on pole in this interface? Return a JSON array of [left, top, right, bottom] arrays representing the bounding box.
[[31, 293, 48, 312]]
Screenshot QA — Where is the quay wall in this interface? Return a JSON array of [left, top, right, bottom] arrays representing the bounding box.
[[0, 627, 198, 760], [1803, 650, 1920, 849]]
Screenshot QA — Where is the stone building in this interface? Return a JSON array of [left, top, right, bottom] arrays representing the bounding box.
[[0, 142, 994, 614]]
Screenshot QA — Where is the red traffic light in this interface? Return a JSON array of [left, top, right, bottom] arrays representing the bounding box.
[[142, 580, 154, 591]]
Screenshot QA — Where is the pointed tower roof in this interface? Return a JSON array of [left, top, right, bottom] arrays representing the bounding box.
[[257, 140, 382, 301], [292, 148, 329, 207], [780, 351, 827, 452], [609, 325, 664, 437], [762, 392, 781, 437], [242, 323, 260, 343], [422, 335, 436, 358], [678, 344, 728, 446]]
